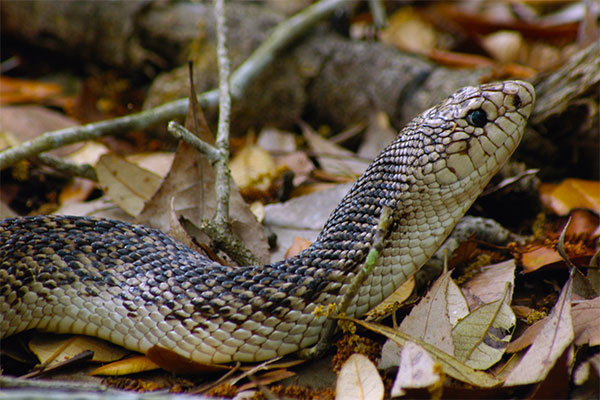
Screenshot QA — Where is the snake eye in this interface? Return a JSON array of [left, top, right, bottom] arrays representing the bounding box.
[[466, 109, 488, 127]]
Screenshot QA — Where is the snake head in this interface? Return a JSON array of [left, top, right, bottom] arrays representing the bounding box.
[[416, 80, 535, 190]]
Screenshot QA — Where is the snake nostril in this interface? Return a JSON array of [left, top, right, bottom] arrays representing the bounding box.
[[512, 94, 522, 109]]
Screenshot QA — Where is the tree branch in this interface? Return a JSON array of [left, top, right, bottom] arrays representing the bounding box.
[[0, 0, 346, 172]]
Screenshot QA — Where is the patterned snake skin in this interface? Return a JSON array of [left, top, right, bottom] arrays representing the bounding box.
[[0, 81, 535, 364]]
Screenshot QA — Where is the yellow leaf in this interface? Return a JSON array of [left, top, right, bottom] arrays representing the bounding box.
[[540, 179, 600, 216], [90, 355, 159, 376], [29, 334, 129, 367], [366, 276, 415, 321], [378, 7, 437, 55], [230, 144, 277, 193]]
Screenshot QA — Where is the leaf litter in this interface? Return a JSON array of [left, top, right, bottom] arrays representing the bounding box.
[[2, 1, 598, 398]]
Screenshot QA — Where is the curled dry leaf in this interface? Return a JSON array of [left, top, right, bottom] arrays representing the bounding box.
[[336, 353, 384, 400], [391, 341, 442, 398], [452, 286, 516, 370], [366, 275, 415, 322], [504, 275, 574, 386]]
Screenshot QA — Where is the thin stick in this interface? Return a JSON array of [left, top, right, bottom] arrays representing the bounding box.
[[213, 0, 232, 228], [300, 205, 394, 359]]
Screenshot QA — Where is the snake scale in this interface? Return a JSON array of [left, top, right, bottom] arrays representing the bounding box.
[[0, 81, 535, 365]]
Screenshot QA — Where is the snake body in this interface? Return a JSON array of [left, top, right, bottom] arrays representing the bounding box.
[[0, 81, 535, 364]]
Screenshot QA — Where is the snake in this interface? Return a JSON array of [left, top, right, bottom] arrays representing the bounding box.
[[0, 80, 535, 365]]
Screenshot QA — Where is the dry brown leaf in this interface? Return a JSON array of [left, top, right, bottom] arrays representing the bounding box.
[[139, 140, 270, 265], [0, 76, 63, 104], [256, 127, 297, 153], [230, 144, 280, 195], [427, 49, 536, 78], [461, 259, 516, 310], [520, 246, 564, 273], [390, 341, 442, 397], [353, 318, 501, 387], [29, 334, 129, 367], [378, 7, 437, 55], [284, 236, 312, 259], [237, 369, 296, 391], [336, 353, 384, 400], [506, 318, 547, 353], [452, 286, 516, 370], [58, 178, 99, 205], [481, 30, 524, 63], [301, 122, 369, 178], [275, 151, 314, 187], [379, 273, 464, 369], [0, 105, 81, 156], [446, 276, 470, 327], [504, 275, 574, 386], [90, 355, 159, 376], [366, 276, 415, 321], [357, 112, 397, 159], [95, 153, 162, 217], [571, 295, 600, 346], [145, 345, 231, 374], [565, 209, 600, 237], [398, 271, 457, 355], [126, 152, 175, 179], [540, 179, 600, 216]]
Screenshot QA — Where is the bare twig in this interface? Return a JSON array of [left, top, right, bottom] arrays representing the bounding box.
[[368, 0, 387, 29], [0, 0, 346, 171], [338, 205, 394, 314], [213, 0, 232, 228], [167, 121, 220, 163], [300, 205, 395, 359], [36, 154, 98, 181]]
